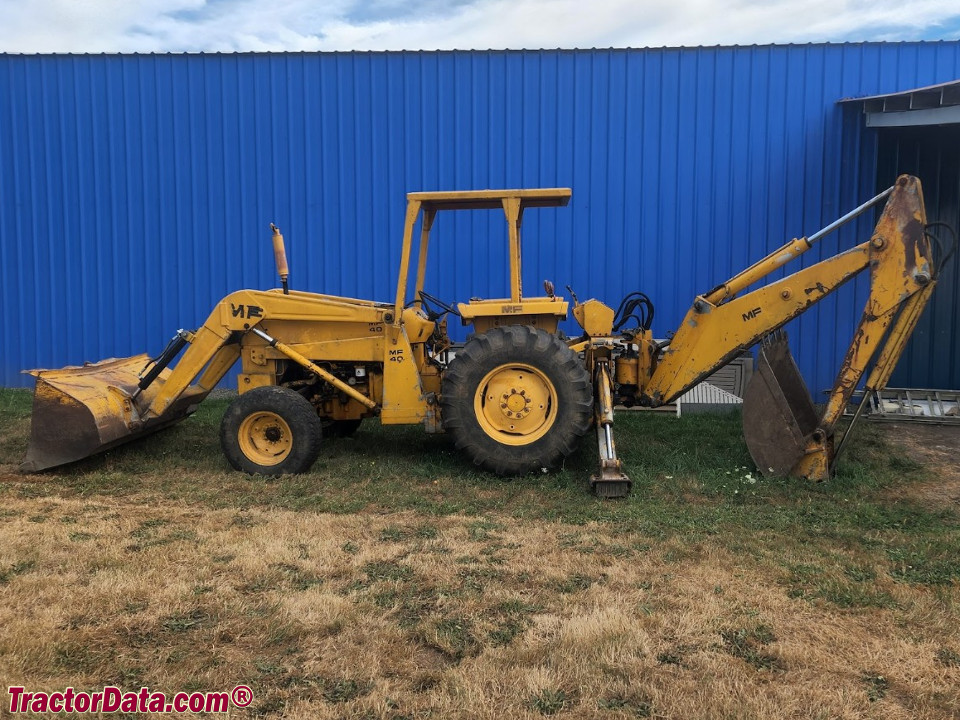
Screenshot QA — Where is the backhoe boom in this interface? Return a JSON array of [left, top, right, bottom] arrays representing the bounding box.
[[598, 175, 934, 486]]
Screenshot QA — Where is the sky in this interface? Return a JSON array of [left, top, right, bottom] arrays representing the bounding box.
[[0, 0, 959, 53]]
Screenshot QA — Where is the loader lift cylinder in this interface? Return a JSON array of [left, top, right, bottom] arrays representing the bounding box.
[[133, 330, 190, 399], [250, 327, 378, 410]]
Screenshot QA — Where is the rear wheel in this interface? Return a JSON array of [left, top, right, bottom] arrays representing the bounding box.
[[220, 386, 322, 475], [441, 326, 592, 475]]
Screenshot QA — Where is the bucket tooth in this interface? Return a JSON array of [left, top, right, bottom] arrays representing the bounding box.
[[20, 355, 207, 472], [742, 333, 826, 478]]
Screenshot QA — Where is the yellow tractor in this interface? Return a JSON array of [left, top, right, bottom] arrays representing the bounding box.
[[20, 176, 948, 498]]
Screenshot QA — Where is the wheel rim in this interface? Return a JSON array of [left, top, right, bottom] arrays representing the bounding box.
[[237, 411, 293, 466], [474, 363, 558, 446]]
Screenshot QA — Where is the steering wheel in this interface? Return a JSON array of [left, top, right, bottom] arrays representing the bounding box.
[[418, 290, 460, 320]]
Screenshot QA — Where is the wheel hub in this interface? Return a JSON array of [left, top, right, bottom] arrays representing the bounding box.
[[238, 411, 293, 466], [264, 426, 282, 442], [500, 389, 532, 417], [475, 364, 557, 446]]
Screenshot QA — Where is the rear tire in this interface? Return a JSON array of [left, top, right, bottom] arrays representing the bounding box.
[[220, 386, 322, 475], [441, 326, 592, 475]]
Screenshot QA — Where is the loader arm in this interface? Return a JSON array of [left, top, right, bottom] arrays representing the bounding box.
[[21, 287, 398, 472], [645, 174, 934, 480]]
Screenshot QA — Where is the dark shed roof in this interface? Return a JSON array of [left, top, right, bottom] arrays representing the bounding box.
[[840, 79, 960, 127]]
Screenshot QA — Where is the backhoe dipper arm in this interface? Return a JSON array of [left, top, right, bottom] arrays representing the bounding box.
[[792, 179, 933, 478], [643, 175, 933, 480], [644, 175, 932, 407]]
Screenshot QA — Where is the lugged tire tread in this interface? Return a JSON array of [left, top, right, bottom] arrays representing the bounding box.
[[441, 326, 592, 475], [220, 385, 322, 475]]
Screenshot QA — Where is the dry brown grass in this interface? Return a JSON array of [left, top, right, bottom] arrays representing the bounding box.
[[1, 492, 958, 719], [878, 424, 960, 508], [1, 390, 959, 718]]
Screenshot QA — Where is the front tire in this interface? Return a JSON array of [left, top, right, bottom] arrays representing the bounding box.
[[220, 386, 322, 475], [441, 326, 592, 475]]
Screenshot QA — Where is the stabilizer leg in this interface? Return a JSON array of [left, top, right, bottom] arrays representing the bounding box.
[[590, 361, 632, 498]]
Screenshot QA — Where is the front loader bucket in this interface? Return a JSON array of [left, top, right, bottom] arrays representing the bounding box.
[[742, 333, 827, 478], [20, 355, 207, 472]]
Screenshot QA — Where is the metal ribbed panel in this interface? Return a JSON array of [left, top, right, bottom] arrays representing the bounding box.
[[877, 125, 960, 389], [2, 44, 960, 392]]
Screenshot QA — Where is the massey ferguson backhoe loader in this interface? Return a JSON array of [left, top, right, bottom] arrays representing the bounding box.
[[20, 175, 948, 498]]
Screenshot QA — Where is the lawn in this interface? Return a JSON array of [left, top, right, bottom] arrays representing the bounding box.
[[0, 387, 958, 719]]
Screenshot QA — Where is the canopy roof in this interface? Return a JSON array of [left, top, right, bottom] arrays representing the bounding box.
[[840, 79, 960, 127]]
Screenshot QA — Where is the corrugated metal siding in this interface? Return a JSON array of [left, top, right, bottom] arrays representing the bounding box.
[[877, 126, 960, 389], [2, 44, 960, 392]]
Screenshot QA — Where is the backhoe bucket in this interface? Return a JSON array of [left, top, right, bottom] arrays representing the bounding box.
[[742, 334, 824, 478], [20, 355, 207, 472]]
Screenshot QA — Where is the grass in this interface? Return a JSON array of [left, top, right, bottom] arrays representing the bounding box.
[[0, 387, 959, 718]]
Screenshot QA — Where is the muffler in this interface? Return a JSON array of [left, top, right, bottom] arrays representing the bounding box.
[[742, 332, 832, 480]]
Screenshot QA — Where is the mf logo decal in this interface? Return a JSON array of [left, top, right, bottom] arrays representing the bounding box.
[[501, 305, 524, 314], [231, 304, 264, 319], [741, 307, 762, 322], [389, 349, 405, 363]]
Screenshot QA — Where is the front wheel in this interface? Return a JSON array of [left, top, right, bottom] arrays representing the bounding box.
[[441, 326, 592, 475], [220, 386, 322, 475]]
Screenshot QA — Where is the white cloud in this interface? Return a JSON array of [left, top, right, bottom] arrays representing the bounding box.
[[0, 0, 957, 53]]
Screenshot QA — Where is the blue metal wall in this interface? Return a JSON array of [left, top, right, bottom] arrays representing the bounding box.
[[2, 44, 960, 392]]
